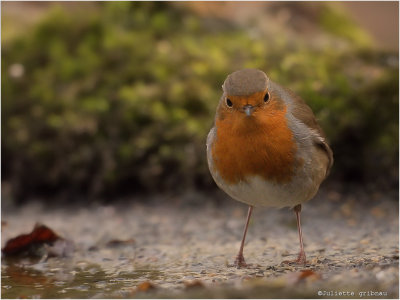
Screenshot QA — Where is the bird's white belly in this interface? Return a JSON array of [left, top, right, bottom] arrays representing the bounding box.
[[211, 171, 318, 208], [206, 126, 326, 208]]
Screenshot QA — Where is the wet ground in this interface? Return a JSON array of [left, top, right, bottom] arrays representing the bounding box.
[[1, 188, 399, 298]]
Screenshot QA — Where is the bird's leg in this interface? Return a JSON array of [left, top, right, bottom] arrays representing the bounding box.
[[294, 204, 306, 264], [282, 204, 307, 265], [234, 205, 253, 268]]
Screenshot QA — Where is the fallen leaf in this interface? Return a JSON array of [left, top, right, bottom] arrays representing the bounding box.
[[2, 223, 64, 257], [287, 269, 321, 284], [137, 281, 156, 292], [184, 279, 205, 289], [298, 270, 320, 280]]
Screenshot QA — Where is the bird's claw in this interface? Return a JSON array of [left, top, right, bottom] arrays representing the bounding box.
[[281, 252, 307, 266], [231, 253, 251, 268]]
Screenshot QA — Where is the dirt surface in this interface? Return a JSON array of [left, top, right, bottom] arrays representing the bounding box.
[[1, 188, 399, 298]]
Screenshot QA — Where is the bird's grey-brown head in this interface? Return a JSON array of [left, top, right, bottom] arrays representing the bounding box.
[[223, 69, 269, 96]]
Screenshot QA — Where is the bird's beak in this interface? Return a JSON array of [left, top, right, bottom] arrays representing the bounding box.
[[243, 105, 254, 117]]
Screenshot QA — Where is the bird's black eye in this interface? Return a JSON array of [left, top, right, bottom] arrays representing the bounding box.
[[226, 98, 233, 107], [264, 92, 270, 102]]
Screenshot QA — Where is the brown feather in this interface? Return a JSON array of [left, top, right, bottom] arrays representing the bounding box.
[[272, 82, 333, 177], [223, 69, 268, 96], [211, 94, 302, 184]]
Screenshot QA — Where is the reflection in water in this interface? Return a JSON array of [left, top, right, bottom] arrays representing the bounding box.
[[1, 259, 163, 298]]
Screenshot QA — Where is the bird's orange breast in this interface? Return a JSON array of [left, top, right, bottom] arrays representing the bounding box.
[[211, 102, 299, 184]]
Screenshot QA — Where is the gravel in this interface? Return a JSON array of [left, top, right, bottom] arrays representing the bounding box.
[[1, 188, 399, 298]]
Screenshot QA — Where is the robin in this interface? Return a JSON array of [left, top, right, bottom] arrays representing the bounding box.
[[207, 69, 333, 267]]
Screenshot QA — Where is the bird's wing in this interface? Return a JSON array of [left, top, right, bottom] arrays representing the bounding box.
[[273, 82, 334, 178]]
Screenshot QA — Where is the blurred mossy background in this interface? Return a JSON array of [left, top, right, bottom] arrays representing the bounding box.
[[2, 2, 398, 203]]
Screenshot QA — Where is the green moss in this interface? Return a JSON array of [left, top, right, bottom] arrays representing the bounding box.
[[2, 2, 398, 201]]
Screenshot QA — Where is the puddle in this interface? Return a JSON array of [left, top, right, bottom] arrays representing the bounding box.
[[1, 259, 164, 298]]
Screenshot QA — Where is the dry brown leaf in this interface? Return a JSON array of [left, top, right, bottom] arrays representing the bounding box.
[[288, 269, 321, 284], [184, 279, 205, 289], [137, 281, 156, 292], [2, 223, 61, 256], [298, 270, 321, 280]]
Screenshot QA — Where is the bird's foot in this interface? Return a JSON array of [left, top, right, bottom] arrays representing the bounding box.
[[229, 253, 252, 268], [281, 252, 307, 266]]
